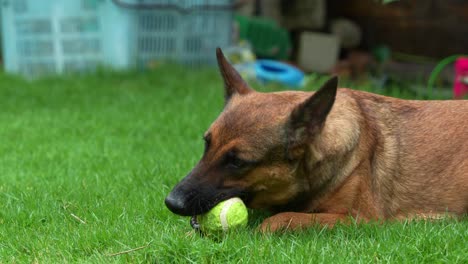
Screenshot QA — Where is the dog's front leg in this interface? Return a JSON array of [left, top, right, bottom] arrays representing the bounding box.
[[259, 212, 352, 232]]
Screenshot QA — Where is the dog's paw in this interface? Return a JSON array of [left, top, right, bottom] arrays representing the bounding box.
[[258, 212, 313, 233]]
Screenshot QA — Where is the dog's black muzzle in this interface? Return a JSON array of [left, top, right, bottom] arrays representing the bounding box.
[[165, 174, 245, 216], [164, 187, 193, 216]]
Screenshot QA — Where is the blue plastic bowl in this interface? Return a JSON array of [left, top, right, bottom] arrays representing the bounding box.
[[255, 60, 304, 88]]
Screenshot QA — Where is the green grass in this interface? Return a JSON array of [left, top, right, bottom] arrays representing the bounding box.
[[0, 67, 466, 263]]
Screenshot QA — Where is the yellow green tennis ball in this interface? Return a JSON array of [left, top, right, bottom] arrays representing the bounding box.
[[197, 197, 248, 234]]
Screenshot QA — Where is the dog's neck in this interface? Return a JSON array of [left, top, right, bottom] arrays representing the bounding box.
[[289, 90, 402, 216]]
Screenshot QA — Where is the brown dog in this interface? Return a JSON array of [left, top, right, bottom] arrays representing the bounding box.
[[165, 48, 468, 232]]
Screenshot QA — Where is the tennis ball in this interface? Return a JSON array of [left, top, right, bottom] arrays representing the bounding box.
[[197, 197, 248, 234]]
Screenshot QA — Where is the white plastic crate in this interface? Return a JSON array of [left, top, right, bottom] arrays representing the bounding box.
[[1, 0, 233, 77], [116, 0, 234, 67], [1, 0, 132, 76]]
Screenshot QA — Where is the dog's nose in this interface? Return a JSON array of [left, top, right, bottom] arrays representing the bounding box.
[[164, 193, 187, 215]]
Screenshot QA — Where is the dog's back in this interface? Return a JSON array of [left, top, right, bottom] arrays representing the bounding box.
[[345, 89, 468, 216]]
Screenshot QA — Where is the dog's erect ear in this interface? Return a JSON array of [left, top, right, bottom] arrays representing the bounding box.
[[216, 48, 253, 102], [287, 77, 338, 158]]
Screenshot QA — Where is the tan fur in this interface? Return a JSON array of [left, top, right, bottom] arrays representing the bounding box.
[[205, 87, 468, 232], [164, 49, 468, 232], [247, 90, 465, 231]]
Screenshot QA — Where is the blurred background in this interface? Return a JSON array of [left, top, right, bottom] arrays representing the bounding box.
[[1, 0, 468, 99]]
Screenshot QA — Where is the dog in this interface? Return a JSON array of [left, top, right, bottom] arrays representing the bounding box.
[[165, 48, 468, 232]]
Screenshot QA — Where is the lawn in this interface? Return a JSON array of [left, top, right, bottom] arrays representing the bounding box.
[[0, 66, 466, 263]]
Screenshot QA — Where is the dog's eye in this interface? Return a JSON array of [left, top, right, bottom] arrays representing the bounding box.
[[225, 152, 247, 169], [203, 134, 211, 154]]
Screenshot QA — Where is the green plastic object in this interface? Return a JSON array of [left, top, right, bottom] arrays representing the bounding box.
[[427, 54, 466, 97], [235, 15, 291, 60], [372, 45, 391, 63]]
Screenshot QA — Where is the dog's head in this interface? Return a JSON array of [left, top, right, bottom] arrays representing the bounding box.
[[165, 48, 338, 216]]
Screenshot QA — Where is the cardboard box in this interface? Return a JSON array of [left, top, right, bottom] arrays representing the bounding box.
[[297, 32, 339, 73]]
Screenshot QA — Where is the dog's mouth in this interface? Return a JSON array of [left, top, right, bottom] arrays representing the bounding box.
[[197, 190, 250, 214], [239, 192, 252, 207], [165, 187, 248, 216]]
